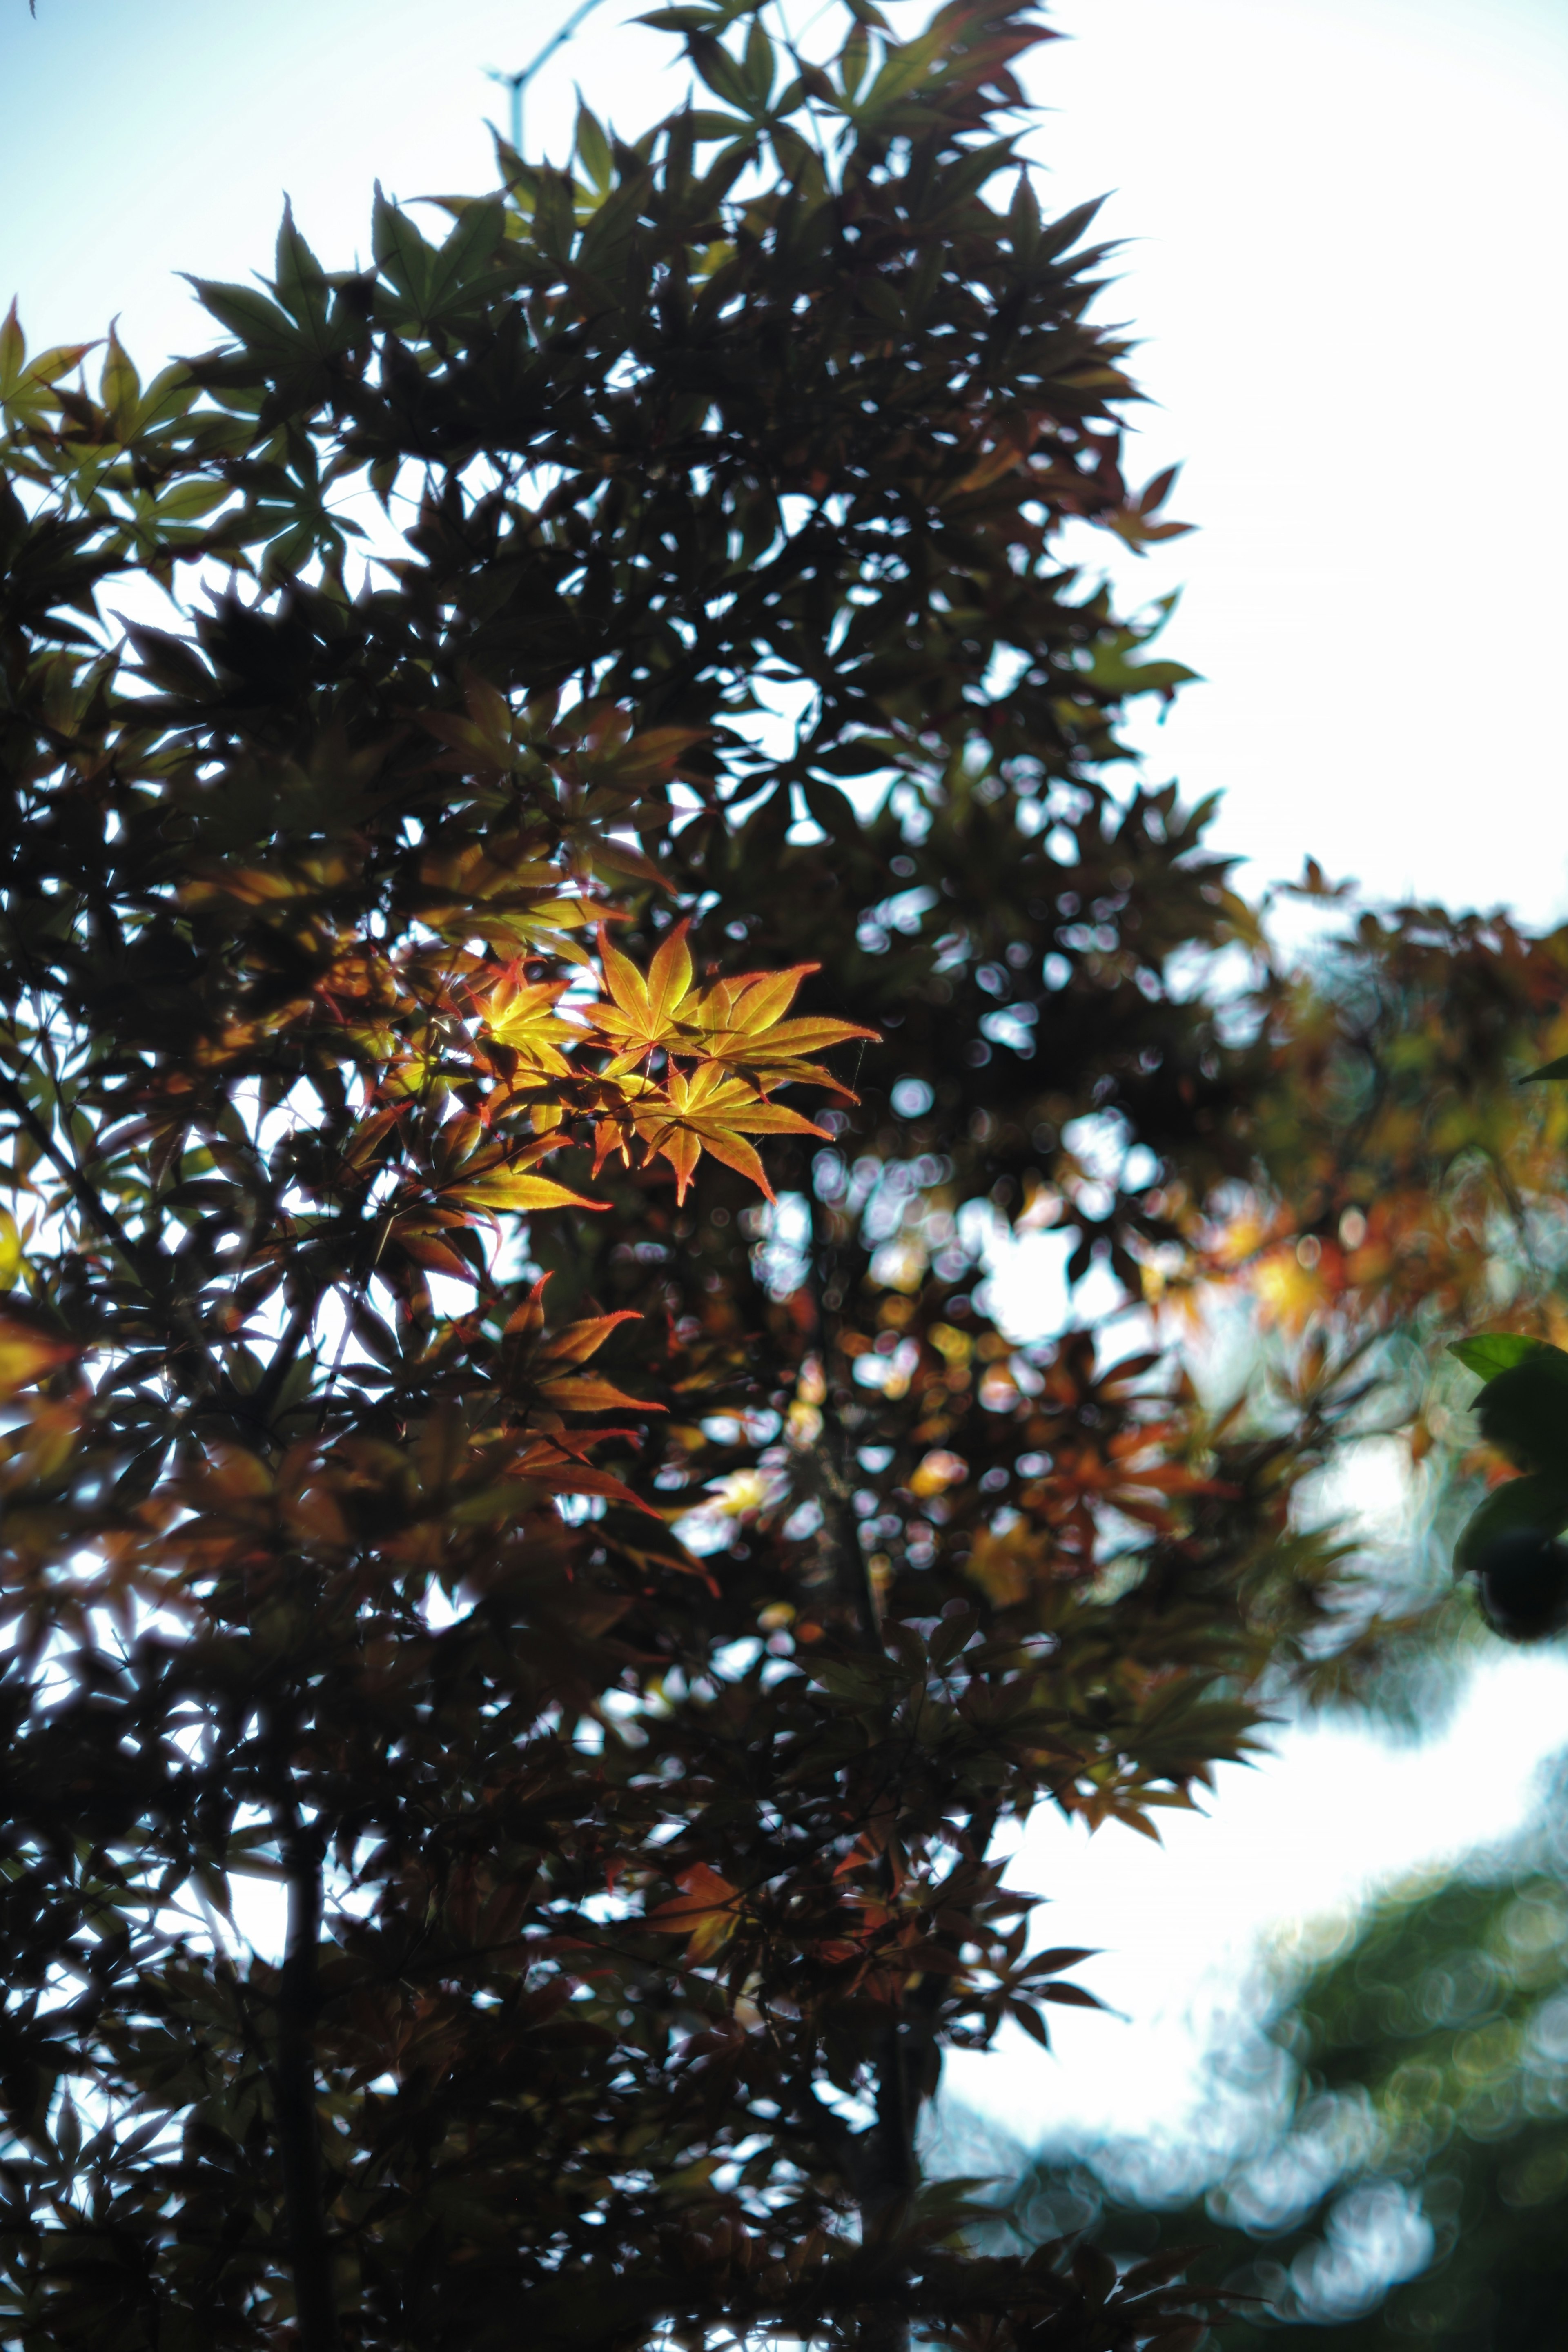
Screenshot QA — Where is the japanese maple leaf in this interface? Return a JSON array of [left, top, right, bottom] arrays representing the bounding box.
[[591, 920, 701, 1074], [476, 973, 580, 1076], [685, 963, 877, 1094], [418, 826, 596, 962], [628, 1064, 829, 1202], [644, 1864, 742, 1963], [502, 1278, 663, 1416]]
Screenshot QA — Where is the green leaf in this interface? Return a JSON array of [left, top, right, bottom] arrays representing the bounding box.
[[134, 361, 200, 434], [100, 326, 141, 437], [154, 477, 232, 525], [1455, 1472, 1568, 1576], [185, 276, 306, 364], [425, 198, 506, 318], [273, 202, 331, 332], [576, 102, 614, 194], [0, 299, 24, 394], [372, 185, 437, 314], [532, 172, 580, 267], [688, 108, 749, 142], [1523, 1055, 1568, 1082], [1448, 1332, 1562, 1381], [742, 20, 775, 107], [690, 33, 753, 114]]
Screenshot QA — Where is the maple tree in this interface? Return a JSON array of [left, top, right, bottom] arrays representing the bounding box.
[[4, 2, 1567, 2348]]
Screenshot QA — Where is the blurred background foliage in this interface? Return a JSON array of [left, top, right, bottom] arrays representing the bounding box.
[[925, 896, 1568, 2342], [970, 1786, 1568, 2344]]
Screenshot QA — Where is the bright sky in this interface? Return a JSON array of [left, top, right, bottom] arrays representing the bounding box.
[[5, 0, 1568, 2177], [943, 1647, 1568, 2174]]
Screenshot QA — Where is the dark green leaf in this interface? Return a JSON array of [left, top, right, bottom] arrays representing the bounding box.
[[1455, 1473, 1568, 1575], [1474, 1352, 1568, 1471]]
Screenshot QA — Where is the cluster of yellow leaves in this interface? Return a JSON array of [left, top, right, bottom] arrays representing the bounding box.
[[1194, 1190, 1489, 1340], [172, 830, 875, 1336], [477, 919, 876, 1205]]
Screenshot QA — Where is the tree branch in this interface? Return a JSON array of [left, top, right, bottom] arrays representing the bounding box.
[[802, 1200, 916, 2352], [272, 1800, 337, 2350]]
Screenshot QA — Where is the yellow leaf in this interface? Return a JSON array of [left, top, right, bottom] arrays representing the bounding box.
[[680, 1125, 769, 1196], [645, 920, 694, 1026], [629, 1064, 833, 1201], [686, 962, 878, 1087], [457, 1172, 605, 1214], [480, 976, 577, 1069], [657, 1124, 706, 1202], [593, 919, 699, 1067]]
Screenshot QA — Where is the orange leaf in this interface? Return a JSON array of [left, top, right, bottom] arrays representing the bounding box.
[[0, 1311, 80, 1399], [646, 1863, 742, 1960], [537, 1310, 642, 1366], [645, 1862, 737, 1924], [537, 1373, 664, 1414]]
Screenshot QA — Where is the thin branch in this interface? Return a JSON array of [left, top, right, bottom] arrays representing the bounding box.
[[0, 1068, 151, 1279], [252, 1295, 317, 1422], [273, 1800, 337, 2350]]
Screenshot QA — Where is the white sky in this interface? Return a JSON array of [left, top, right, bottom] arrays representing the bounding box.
[[5, 0, 1568, 2172], [943, 1647, 1568, 2176]]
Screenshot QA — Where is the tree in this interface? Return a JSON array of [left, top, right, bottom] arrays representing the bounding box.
[[0, 3, 1547, 2345]]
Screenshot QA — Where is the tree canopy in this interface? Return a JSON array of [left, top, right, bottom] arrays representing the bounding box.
[[3, 2, 1568, 2347]]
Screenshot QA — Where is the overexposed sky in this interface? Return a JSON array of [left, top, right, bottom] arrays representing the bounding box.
[[1038, 0, 1568, 920], [5, 0, 1568, 2166], [943, 1647, 1568, 2172]]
